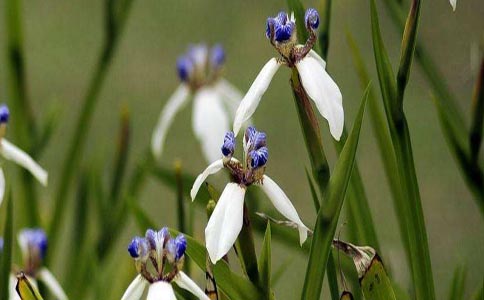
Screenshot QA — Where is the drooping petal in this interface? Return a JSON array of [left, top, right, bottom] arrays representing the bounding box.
[[259, 175, 309, 245], [295, 50, 344, 140], [151, 84, 191, 160], [0, 139, 48, 186], [190, 159, 224, 201], [449, 0, 456, 11], [233, 58, 281, 136], [147, 281, 176, 300], [192, 87, 230, 163], [121, 275, 148, 300], [0, 168, 4, 208], [205, 183, 246, 263], [173, 271, 211, 300], [37, 268, 68, 300]]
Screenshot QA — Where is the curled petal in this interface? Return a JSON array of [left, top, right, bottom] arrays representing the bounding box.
[[295, 50, 343, 140], [173, 271, 211, 300], [0, 168, 4, 208], [147, 281, 176, 300], [190, 159, 224, 201], [233, 58, 281, 136], [37, 268, 69, 300], [151, 84, 191, 160], [121, 275, 148, 300], [192, 87, 230, 163], [205, 183, 246, 263], [0, 139, 48, 186], [260, 175, 309, 245]]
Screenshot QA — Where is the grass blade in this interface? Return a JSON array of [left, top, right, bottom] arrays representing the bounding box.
[[286, 0, 308, 42], [318, 0, 332, 60], [448, 265, 466, 300], [258, 222, 273, 299], [369, 0, 435, 298], [301, 86, 369, 300], [0, 193, 13, 300], [470, 58, 484, 163]]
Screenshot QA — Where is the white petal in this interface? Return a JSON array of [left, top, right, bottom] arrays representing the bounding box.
[[205, 183, 246, 263], [233, 58, 281, 136], [0, 168, 4, 208], [296, 51, 344, 140], [190, 159, 224, 201], [173, 271, 211, 300], [147, 281, 176, 300], [37, 268, 68, 300], [449, 0, 456, 11], [259, 175, 309, 245], [151, 84, 191, 160], [0, 139, 48, 186], [9, 274, 21, 300], [214, 79, 243, 117], [192, 87, 230, 163], [121, 275, 148, 300]]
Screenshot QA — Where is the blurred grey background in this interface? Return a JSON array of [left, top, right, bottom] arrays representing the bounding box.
[[0, 0, 483, 299]]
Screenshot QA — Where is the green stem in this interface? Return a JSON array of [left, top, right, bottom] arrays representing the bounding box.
[[5, 0, 39, 226], [235, 203, 260, 285], [318, 0, 332, 60], [290, 69, 330, 196], [47, 0, 135, 262]]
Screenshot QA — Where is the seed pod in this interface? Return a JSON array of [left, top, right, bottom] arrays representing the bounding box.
[[15, 272, 44, 300]]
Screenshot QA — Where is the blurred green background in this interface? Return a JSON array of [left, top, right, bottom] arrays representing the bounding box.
[[0, 0, 483, 299]]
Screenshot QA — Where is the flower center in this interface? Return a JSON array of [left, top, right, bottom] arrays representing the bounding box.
[[128, 228, 187, 284]]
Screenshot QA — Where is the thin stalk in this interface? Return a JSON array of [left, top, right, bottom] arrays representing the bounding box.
[[5, 0, 39, 226], [290, 68, 330, 196], [235, 203, 260, 285], [174, 160, 189, 274], [47, 0, 136, 262], [318, 0, 332, 60]]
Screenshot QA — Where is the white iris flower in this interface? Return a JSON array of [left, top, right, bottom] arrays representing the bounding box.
[[122, 228, 210, 300], [151, 44, 245, 163], [232, 9, 344, 141], [6, 229, 68, 300], [191, 127, 309, 263]]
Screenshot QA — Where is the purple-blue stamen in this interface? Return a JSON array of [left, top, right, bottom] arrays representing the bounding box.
[[249, 146, 269, 168], [0, 104, 10, 124], [128, 236, 146, 258], [266, 17, 277, 39], [173, 234, 187, 260], [276, 11, 288, 24], [176, 56, 193, 82], [210, 44, 225, 69], [221, 131, 236, 157], [245, 126, 267, 150], [305, 8, 320, 30], [0, 237, 3, 252], [274, 20, 294, 42]]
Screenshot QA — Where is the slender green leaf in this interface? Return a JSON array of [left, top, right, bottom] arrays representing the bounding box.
[[301, 86, 369, 300], [470, 59, 484, 162], [0, 194, 13, 300], [396, 0, 421, 102], [370, 1, 436, 298], [448, 265, 466, 300], [286, 0, 308, 42], [258, 222, 273, 299], [472, 279, 483, 300], [318, 0, 332, 60], [48, 0, 136, 261], [346, 29, 409, 257]]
